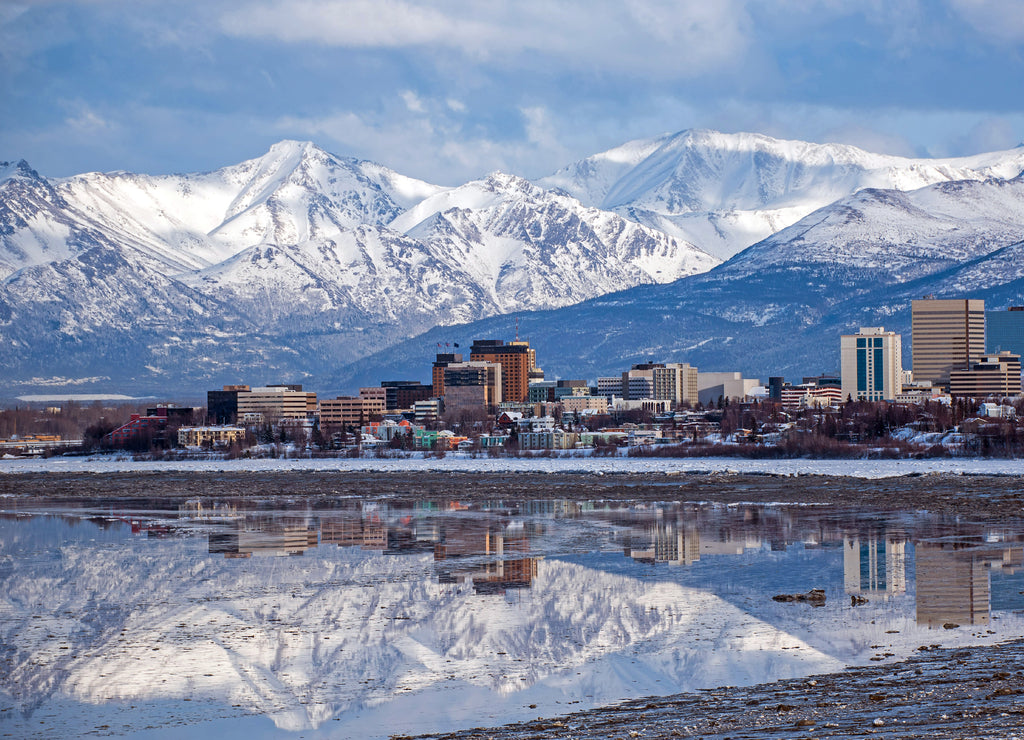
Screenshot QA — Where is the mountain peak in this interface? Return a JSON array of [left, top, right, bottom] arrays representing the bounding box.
[[0, 159, 41, 185]]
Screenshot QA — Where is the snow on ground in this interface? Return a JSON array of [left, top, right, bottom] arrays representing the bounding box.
[[2, 454, 1023, 477]]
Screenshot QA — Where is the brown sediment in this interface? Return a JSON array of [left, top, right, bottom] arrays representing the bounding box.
[[2, 470, 1024, 517]]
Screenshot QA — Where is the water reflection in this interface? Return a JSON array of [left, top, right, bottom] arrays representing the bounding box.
[[3, 498, 1024, 738]]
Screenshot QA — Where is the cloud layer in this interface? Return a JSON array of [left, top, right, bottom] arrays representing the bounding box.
[[1, 0, 1022, 183]]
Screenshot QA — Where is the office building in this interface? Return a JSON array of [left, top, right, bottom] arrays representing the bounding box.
[[948, 352, 1022, 398], [911, 298, 985, 388], [443, 361, 503, 413], [319, 396, 386, 427], [840, 327, 903, 401], [987, 306, 1024, 354], [380, 381, 432, 411], [207, 385, 250, 424], [469, 339, 536, 404], [236, 385, 316, 422], [652, 363, 699, 405], [431, 353, 463, 398]]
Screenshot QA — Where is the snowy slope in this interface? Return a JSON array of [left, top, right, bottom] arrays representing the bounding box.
[[539, 129, 1024, 260], [337, 173, 1024, 388], [721, 174, 1024, 281], [392, 172, 718, 309]]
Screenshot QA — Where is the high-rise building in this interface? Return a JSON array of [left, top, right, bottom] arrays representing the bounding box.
[[207, 385, 250, 424], [443, 361, 503, 413], [840, 327, 903, 401], [652, 363, 699, 405], [431, 353, 463, 398], [469, 339, 536, 404], [380, 381, 432, 410], [911, 298, 985, 388], [987, 307, 1024, 356]]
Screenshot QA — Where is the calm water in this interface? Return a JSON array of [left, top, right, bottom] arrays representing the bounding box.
[[3, 496, 1024, 738]]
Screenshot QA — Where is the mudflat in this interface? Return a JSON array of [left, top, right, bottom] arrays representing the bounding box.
[[3, 470, 1024, 517]]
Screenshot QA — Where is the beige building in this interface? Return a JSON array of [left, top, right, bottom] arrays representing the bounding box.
[[319, 396, 386, 427], [840, 327, 903, 401], [236, 385, 316, 421], [911, 298, 985, 388], [949, 352, 1022, 398], [561, 395, 609, 415], [358, 387, 386, 404], [652, 363, 699, 405], [178, 426, 246, 447]]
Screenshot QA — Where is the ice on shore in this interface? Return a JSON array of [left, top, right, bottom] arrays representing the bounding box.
[[1, 454, 1023, 478]]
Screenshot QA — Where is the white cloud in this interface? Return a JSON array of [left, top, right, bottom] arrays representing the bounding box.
[[948, 0, 1024, 43], [274, 105, 577, 184], [220, 0, 753, 76], [401, 90, 425, 114]]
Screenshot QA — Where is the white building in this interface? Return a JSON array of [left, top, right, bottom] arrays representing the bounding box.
[[696, 372, 761, 405], [840, 327, 903, 402]]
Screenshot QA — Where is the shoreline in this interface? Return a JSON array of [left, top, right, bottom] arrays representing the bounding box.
[[406, 640, 1024, 740], [3, 468, 1024, 517], [2, 454, 1024, 479]]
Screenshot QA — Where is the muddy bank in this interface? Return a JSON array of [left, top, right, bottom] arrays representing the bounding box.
[[406, 640, 1024, 740], [3, 470, 1024, 517]]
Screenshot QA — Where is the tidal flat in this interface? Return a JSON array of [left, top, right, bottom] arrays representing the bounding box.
[[3, 471, 1024, 739]]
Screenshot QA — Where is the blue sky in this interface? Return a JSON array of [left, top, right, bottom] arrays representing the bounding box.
[[2, 0, 1023, 184]]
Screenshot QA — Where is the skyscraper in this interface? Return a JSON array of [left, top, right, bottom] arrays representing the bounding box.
[[469, 339, 536, 404], [911, 298, 985, 388], [840, 327, 903, 401]]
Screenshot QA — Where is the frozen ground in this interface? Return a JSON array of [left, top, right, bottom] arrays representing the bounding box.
[[2, 454, 1024, 478], [410, 639, 1024, 740]]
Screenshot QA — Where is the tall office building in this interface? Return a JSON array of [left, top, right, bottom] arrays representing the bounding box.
[[469, 339, 536, 404], [911, 298, 985, 388], [840, 327, 903, 401], [987, 307, 1024, 356]]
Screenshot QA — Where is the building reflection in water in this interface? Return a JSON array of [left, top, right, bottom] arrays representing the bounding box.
[[623, 519, 700, 565], [914, 534, 1024, 628], [433, 516, 539, 594], [843, 533, 907, 600], [209, 516, 316, 558]]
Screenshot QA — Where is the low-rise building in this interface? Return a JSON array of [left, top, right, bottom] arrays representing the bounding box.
[[949, 352, 1022, 398], [237, 385, 316, 421], [178, 426, 246, 447], [319, 395, 386, 427], [697, 372, 761, 405]]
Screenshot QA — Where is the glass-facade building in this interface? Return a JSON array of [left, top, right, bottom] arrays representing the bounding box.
[[840, 327, 903, 401]]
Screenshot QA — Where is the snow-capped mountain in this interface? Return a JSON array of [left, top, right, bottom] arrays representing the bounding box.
[[539, 129, 1024, 260], [4, 129, 1024, 396], [0, 142, 716, 394], [337, 172, 1024, 387]]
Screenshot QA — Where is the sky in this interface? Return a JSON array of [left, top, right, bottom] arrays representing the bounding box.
[[2, 0, 1023, 184]]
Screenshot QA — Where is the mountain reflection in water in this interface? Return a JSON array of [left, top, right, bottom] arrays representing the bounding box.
[[3, 498, 1024, 738]]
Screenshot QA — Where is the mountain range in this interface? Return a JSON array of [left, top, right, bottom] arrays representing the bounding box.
[[2, 131, 1024, 398]]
